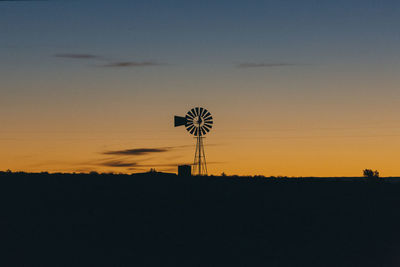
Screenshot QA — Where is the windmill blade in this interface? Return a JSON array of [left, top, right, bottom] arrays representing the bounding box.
[[203, 109, 210, 118], [204, 123, 212, 129], [190, 108, 197, 117], [186, 113, 194, 119], [195, 107, 200, 116], [186, 124, 194, 132], [203, 126, 210, 132], [204, 116, 212, 122], [199, 107, 204, 117], [189, 127, 196, 135], [188, 111, 195, 119], [201, 127, 207, 135], [174, 116, 187, 127], [185, 115, 194, 125], [203, 111, 211, 118], [186, 126, 194, 132]]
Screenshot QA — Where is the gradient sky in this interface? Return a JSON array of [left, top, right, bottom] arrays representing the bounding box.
[[1, 0, 399, 176]]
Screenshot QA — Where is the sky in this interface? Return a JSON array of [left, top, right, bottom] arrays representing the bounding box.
[[0, 0, 399, 176]]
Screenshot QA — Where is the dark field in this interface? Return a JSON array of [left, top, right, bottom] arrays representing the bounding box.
[[1, 172, 400, 266]]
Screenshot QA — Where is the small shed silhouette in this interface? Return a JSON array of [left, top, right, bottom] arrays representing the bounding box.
[[178, 165, 191, 176]]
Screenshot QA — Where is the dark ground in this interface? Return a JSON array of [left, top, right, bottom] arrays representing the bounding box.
[[1, 172, 400, 266]]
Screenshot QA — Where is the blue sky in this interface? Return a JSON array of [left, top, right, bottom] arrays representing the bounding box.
[[2, 0, 399, 66]]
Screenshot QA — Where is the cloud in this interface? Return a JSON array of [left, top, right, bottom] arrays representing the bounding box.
[[54, 53, 99, 59], [98, 159, 138, 168], [102, 146, 192, 156], [103, 148, 170, 156], [95, 145, 210, 170], [101, 61, 162, 68], [237, 62, 299, 68], [54, 53, 163, 68], [98, 160, 189, 170]]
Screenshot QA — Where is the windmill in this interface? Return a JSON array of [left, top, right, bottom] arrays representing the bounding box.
[[174, 107, 213, 176]]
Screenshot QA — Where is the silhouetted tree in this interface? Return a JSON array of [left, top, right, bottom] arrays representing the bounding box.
[[363, 169, 379, 178]]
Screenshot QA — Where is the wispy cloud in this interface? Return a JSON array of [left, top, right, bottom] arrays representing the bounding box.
[[101, 61, 162, 68], [97, 160, 192, 169], [97, 146, 191, 170], [54, 53, 100, 59], [103, 147, 171, 156], [98, 159, 138, 168], [85, 145, 220, 171], [54, 53, 163, 68], [102, 145, 192, 156], [237, 62, 300, 68]]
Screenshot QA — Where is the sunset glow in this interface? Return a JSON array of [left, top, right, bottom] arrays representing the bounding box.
[[1, 1, 399, 176]]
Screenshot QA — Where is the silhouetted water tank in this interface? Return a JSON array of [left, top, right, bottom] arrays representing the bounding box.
[[178, 165, 191, 176]]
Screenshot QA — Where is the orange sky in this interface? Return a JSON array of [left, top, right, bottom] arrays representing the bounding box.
[[2, 93, 400, 176]]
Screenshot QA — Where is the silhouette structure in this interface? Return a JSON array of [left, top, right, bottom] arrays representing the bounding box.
[[178, 164, 191, 176], [174, 107, 213, 175]]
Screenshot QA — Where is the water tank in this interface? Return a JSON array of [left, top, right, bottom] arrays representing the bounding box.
[[178, 165, 191, 176]]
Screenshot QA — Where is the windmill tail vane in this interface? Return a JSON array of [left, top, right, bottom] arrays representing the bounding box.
[[174, 107, 213, 176]]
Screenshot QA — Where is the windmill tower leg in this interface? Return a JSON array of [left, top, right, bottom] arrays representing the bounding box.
[[193, 135, 207, 176], [201, 137, 207, 175], [194, 136, 200, 175]]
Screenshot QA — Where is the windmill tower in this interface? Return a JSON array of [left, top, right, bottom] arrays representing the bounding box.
[[174, 107, 213, 176]]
